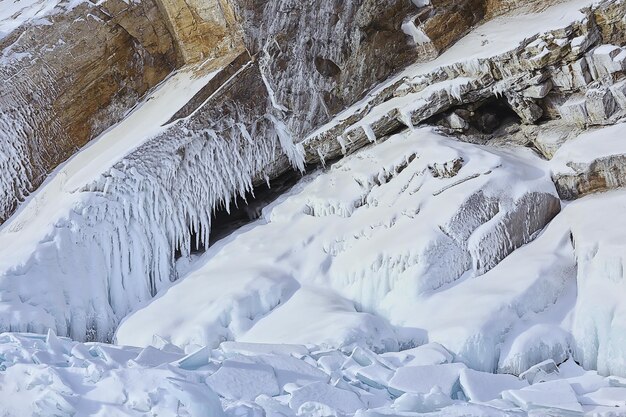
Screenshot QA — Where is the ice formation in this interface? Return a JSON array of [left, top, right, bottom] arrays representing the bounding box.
[[116, 127, 564, 373], [3, 0, 626, 415], [0, 332, 624, 416], [0, 63, 293, 341]]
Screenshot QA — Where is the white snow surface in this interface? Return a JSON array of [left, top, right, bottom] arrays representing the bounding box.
[[3, 0, 626, 415], [552, 122, 626, 175], [0, 0, 88, 40], [117, 127, 564, 372], [0, 331, 624, 417]]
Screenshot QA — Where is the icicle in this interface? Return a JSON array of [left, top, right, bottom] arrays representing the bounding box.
[[268, 114, 305, 172]]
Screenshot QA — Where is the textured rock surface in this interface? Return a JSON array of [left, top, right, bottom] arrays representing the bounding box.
[[155, 0, 244, 63], [0, 0, 179, 224], [2, 0, 508, 228], [226, 0, 550, 144], [302, 0, 626, 164], [551, 123, 626, 199], [6, 0, 625, 228]]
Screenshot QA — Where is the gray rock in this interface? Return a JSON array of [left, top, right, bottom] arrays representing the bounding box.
[[523, 80, 554, 99], [532, 122, 578, 159], [553, 154, 626, 200], [558, 95, 589, 126], [586, 87, 618, 123]]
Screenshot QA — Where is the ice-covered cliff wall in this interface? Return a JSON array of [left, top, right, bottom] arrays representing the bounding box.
[[0, 59, 297, 341], [0, 0, 179, 224], [3, 0, 626, 353]]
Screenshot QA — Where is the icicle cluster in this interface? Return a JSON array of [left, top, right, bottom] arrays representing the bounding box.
[[0, 60, 68, 223], [0, 98, 290, 341]]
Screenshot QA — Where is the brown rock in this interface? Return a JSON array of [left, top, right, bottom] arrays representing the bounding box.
[[0, 0, 179, 223], [154, 0, 244, 63]]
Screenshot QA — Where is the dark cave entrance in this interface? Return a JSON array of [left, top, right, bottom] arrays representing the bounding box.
[[173, 169, 303, 261], [426, 95, 522, 135]]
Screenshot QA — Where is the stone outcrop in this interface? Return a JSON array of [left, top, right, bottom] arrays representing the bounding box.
[[0, 0, 179, 224], [155, 0, 244, 63], [550, 122, 626, 200], [298, 1, 626, 166], [226, 0, 550, 145], [554, 154, 626, 199], [227, 0, 421, 142]]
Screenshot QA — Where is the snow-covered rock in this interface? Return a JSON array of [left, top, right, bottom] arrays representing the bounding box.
[[116, 128, 562, 369], [552, 122, 626, 200], [564, 191, 626, 377]]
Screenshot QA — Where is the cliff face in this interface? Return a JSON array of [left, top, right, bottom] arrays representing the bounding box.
[[0, 0, 179, 223], [2, 0, 539, 225], [229, 0, 420, 140], [154, 0, 243, 63]]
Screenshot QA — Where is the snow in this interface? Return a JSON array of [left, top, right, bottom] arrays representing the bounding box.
[[551, 122, 626, 175], [289, 382, 364, 414], [116, 127, 563, 370], [12, 330, 617, 416], [459, 368, 528, 403], [239, 287, 399, 352], [0, 0, 87, 40], [0, 59, 287, 341], [381, 343, 453, 367], [2, 0, 626, 414], [0, 0, 604, 360], [206, 357, 281, 400], [2, 116, 626, 415], [306, 0, 598, 141], [564, 190, 626, 377], [502, 380, 583, 414], [0, 332, 606, 416], [108, 119, 626, 413], [388, 363, 467, 397]]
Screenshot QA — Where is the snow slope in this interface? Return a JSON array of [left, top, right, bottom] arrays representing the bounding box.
[[116, 127, 563, 372], [566, 191, 626, 377]]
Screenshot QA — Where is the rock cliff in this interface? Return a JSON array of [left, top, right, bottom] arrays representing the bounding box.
[[0, 0, 563, 224]]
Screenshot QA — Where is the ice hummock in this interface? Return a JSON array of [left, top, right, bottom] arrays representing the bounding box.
[[0, 332, 623, 416]]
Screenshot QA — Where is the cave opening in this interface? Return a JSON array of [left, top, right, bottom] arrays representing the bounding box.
[[426, 95, 522, 136], [173, 169, 304, 262]]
